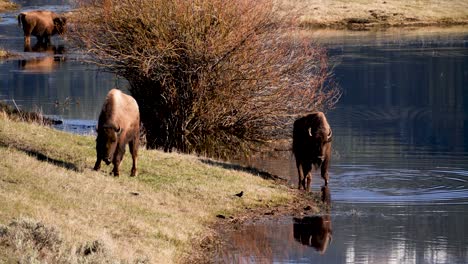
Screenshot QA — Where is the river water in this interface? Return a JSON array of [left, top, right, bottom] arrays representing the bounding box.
[[218, 29, 468, 263], [1, 2, 468, 264], [0, 0, 125, 134]]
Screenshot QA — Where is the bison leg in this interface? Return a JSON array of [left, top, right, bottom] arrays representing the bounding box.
[[112, 158, 121, 177], [112, 144, 126, 177], [296, 162, 305, 190], [129, 138, 138, 177], [305, 171, 312, 192], [321, 158, 330, 186], [24, 35, 31, 49], [93, 158, 102, 171], [297, 162, 312, 191]]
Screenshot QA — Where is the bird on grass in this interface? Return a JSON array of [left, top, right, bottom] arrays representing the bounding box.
[[235, 191, 244, 197]]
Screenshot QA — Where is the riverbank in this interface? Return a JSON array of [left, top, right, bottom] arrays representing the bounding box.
[[278, 0, 468, 30], [0, 113, 320, 263]]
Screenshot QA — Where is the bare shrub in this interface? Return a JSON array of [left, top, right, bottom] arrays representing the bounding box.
[[71, 0, 340, 158]]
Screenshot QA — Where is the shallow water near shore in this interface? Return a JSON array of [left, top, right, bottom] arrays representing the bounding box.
[[0, 0, 125, 130], [1, 2, 468, 263]]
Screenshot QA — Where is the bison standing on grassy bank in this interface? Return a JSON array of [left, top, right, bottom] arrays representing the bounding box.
[[18, 10, 67, 49], [94, 89, 140, 177], [293, 112, 332, 191]]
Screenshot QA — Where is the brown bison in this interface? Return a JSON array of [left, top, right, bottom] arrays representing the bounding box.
[[293, 112, 332, 191], [18, 10, 67, 49], [94, 89, 140, 177]]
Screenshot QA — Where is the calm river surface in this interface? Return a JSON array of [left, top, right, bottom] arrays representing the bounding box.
[[1, 2, 468, 264]]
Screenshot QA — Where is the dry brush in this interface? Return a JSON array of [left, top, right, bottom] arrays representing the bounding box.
[[71, 0, 340, 158]]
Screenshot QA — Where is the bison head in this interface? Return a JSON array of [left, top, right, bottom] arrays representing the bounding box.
[[308, 127, 332, 167], [96, 125, 122, 165], [53, 16, 67, 35]]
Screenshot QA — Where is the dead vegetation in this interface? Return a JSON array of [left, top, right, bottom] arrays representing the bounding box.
[[0, 101, 62, 126], [70, 0, 340, 159]]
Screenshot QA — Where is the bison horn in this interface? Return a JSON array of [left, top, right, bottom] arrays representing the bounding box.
[[326, 128, 332, 142], [308, 127, 313, 137]]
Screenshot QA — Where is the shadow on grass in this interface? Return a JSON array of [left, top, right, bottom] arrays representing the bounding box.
[[200, 159, 287, 183], [0, 142, 81, 172]]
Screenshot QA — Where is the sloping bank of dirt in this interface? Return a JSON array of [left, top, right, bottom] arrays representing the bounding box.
[[185, 182, 330, 263]]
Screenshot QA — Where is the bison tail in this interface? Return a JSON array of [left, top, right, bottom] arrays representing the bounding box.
[[18, 13, 25, 28]]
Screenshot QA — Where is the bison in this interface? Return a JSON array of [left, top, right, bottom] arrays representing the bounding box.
[[18, 10, 67, 50], [94, 89, 140, 177], [293, 112, 332, 191]]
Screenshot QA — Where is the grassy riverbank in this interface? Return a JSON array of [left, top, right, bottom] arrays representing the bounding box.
[[278, 0, 468, 30], [0, 114, 316, 263]]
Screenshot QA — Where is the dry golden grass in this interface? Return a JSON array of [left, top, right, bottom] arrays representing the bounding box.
[[276, 0, 468, 29], [0, 0, 17, 12], [0, 115, 296, 263], [0, 48, 10, 58]]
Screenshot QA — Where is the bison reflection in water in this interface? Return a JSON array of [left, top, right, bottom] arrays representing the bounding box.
[[293, 111, 332, 191], [293, 186, 332, 254], [94, 89, 140, 177], [19, 43, 65, 73]]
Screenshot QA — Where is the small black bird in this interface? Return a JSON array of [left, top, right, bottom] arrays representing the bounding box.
[[235, 191, 244, 197]]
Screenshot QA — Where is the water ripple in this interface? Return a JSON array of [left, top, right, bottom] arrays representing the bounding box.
[[331, 165, 468, 204]]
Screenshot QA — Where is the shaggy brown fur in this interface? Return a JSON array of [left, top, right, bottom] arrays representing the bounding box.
[[293, 112, 332, 191], [94, 89, 140, 177]]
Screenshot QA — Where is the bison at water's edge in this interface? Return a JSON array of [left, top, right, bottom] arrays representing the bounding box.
[[94, 89, 140, 177], [18, 10, 67, 50], [293, 112, 332, 191]]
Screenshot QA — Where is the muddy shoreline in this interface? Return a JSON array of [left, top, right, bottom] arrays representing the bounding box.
[[185, 185, 330, 263]]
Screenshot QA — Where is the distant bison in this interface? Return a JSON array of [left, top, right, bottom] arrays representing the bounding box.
[[18, 10, 67, 49], [293, 112, 332, 191], [94, 89, 140, 177]]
